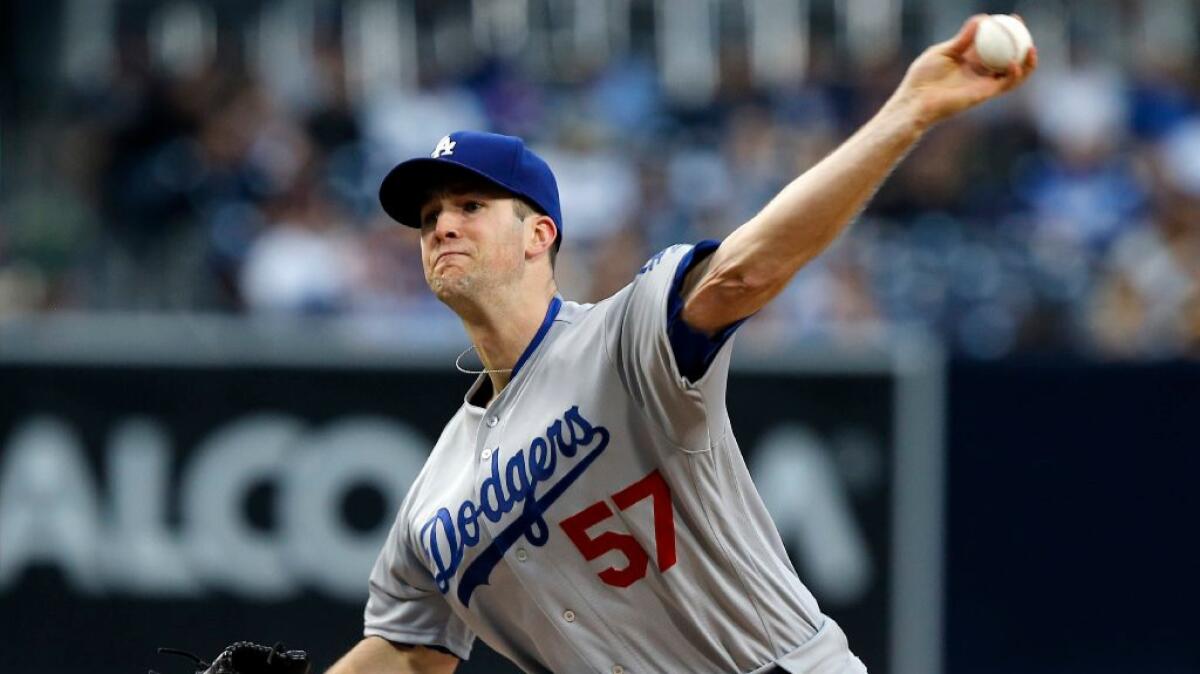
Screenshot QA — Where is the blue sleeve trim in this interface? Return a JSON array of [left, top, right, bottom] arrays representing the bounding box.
[[666, 240, 747, 383]]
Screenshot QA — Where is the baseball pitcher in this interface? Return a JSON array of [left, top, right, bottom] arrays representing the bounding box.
[[335, 15, 1035, 674], [172, 15, 1035, 674]]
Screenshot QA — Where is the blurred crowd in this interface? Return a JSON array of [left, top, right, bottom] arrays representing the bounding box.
[[4, 4, 1200, 360]]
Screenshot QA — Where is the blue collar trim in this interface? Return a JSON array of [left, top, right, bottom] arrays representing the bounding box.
[[511, 295, 562, 380]]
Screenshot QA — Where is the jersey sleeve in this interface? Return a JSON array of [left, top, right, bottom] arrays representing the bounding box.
[[363, 512, 475, 660], [602, 240, 745, 450]]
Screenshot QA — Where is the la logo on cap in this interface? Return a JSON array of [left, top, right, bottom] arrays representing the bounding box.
[[431, 136, 456, 158]]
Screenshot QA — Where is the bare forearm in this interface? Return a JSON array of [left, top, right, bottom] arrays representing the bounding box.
[[682, 97, 927, 331], [327, 637, 458, 674], [680, 15, 1036, 334], [727, 96, 924, 279]]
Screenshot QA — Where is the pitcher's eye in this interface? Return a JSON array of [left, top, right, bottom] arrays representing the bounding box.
[[421, 209, 439, 227], [463, 201, 483, 213]]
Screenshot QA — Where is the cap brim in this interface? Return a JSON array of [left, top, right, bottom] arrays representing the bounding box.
[[379, 158, 524, 228]]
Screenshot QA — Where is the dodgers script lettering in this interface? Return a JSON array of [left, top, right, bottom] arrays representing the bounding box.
[[419, 406, 610, 606]]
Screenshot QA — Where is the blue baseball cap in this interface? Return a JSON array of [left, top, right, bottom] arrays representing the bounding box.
[[379, 131, 562, 246]]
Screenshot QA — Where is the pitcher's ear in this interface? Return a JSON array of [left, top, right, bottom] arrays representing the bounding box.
[[527, 215, 558, 258]]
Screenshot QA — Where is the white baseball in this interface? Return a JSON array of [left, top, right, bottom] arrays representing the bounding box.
[[973, 14, 1033, 72]]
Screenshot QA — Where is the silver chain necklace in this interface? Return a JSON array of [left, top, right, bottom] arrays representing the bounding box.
[[454, 345, 514, 375]]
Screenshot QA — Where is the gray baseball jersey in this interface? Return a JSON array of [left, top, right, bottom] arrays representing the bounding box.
[[365, 242, 866, 673]]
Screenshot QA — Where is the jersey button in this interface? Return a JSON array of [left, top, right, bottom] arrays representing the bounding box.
[[515, 548, 528, 562], [486, 415, 499, 428], [481, 448, 493, 461], [562, 609, 576, 623], [612, 666, 625, 674]]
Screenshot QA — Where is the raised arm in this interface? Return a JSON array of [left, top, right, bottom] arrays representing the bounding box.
[[681, 15, 1036, 334], [326, 637, 458, 674]]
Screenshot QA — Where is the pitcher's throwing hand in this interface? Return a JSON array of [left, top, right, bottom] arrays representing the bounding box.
[[311, 15, 1037, 674]]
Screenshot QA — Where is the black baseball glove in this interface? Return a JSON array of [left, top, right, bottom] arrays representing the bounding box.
[[153, 641, 310, 674]]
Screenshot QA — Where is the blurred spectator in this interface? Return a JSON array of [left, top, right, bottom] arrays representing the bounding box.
[[1086, 119, 1200, 358], [1021, 60, 1144, 251], [239, 185, 361, 315], [6, 0, 1200, 361]]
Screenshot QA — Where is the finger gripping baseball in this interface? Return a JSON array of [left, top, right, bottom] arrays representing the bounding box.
[[153, 641, 311, 674]]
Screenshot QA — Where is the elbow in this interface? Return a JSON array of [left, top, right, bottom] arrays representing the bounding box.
[[702, 264, 784, 305], [684, 264, 783, 333]]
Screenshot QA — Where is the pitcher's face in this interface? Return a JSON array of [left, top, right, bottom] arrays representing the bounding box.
[[419, 184, 527, 303]]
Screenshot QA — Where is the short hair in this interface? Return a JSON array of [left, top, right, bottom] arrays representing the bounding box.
[[513, 198, 559, 269]]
